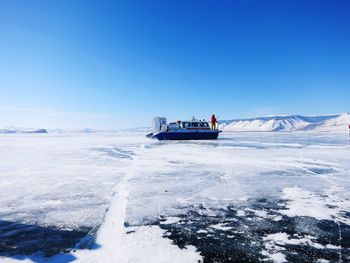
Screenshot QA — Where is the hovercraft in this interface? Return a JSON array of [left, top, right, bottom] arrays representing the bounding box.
[[147, 117, 221, 140]]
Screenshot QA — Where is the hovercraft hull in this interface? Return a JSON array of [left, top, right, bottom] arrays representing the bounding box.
[[152, 130, 219, 140]]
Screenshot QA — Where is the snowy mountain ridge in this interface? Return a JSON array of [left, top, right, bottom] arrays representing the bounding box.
[[1, 114, 349, 134], [219, 113, 350, 132]]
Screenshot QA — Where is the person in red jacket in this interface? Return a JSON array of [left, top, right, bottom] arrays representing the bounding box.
[[211, 114, 217, 130], [348, 124, 350, 135]]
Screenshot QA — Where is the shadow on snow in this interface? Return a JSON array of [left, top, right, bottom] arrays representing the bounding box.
[[0, 219, 100, 262]]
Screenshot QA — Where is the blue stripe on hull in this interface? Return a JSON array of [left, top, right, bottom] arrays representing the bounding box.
[[153, 131, 219, 140]]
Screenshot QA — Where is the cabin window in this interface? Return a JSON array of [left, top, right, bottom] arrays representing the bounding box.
[[200, 122, 209, 127], [168, 123, 180, 130], [182, 122, 191, 128], [191, 122, 199, 127]]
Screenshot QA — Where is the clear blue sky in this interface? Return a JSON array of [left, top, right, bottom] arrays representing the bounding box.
[[0, 0, 349, 129]]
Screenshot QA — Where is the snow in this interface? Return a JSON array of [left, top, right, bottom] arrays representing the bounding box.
[[261, 250, 287, 263], [263, 232, 321, 248], [236, 210, 246, 217], [161, 217, 182, 224], [245, 208, 268, 218], [210, 223, 232, 231], [262, 233, 327, 262], [0, 131, 350, 262], [280, 185, 350, 225]]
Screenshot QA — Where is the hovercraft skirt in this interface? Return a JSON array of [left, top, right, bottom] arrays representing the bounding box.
[[152, 131, 219, 140]]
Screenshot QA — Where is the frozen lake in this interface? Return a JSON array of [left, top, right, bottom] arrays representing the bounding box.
[[0, 132, 349, 262]]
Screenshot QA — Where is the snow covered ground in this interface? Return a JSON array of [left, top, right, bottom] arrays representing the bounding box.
[[0, 132, 350, 262]]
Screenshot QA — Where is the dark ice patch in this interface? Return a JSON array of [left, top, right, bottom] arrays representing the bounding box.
[[0, 220, 98, 259], [145, 200, 350, 263]]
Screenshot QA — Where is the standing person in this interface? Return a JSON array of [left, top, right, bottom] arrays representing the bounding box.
[[211, 114, 217, 130]]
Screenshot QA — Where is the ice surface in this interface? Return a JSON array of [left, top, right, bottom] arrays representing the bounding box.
[[0, 132, 350, 262], [0, 133, 145, 228]]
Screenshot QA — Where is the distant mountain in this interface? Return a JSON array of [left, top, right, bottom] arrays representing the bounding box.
[[22, 129, 48, 134], [0, 129, 17, 134], [0, 128, 48, 134], [219, 113, 350, 132], [46, 128, 121, 133]]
